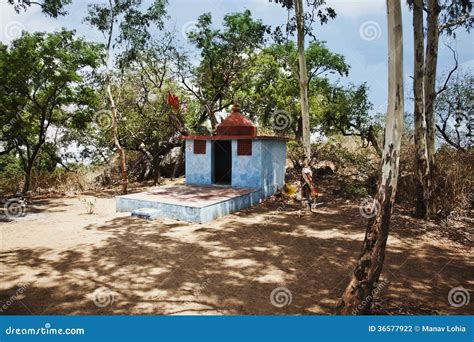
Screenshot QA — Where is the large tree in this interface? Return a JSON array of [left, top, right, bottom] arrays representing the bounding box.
[[320, 83, 382, 156], [238, 40, 349, 137], [176, 10, 269, 130], [0, 30, 102, 193], [410, 0, 472, 218], [337, 0, 404, 314], [85, 0, 168, 194], [111, 38, 193, 184], [270, 0, 336, 165], [411, 0, 431, 218]]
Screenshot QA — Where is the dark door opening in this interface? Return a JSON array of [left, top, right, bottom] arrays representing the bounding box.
[[214, 141, 232, 185]]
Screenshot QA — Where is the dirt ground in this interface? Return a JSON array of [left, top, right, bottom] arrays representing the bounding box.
[[0, 179, 472, 315]]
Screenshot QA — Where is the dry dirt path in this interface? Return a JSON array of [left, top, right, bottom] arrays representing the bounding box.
[[1, 187, 472, 315]]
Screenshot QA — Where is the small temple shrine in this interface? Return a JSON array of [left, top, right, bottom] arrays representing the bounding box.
[[116, 105, 288, 223]]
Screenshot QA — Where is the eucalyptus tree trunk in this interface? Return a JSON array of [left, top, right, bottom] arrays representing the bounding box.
[[413, 0, 431, 218], [107, 83, 128, 195], [337, 0, 404, 314], [294, 0, 311, 165], [105, 2, 128, 195], [423, 0, 440, 216]]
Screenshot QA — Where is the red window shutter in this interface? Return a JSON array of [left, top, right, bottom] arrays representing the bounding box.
[[194, 140, 206, 154], [237, 140, 252, 156]]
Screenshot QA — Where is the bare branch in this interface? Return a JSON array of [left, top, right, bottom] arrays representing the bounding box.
[[436, 44, 458, 96]]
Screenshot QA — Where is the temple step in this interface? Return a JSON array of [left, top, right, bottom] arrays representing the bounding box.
[[131, 208, 162, 220]]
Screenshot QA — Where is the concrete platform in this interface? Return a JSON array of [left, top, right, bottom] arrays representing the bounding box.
[[116, 185, 262, 223]]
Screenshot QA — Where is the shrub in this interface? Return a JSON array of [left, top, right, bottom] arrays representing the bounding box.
[[434, 147, 473, 218], [397, 143, 473, 218]]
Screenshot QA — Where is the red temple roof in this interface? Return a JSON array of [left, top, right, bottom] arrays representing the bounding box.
[[216, 105, 257, 137], [179, 104, 289, 141]]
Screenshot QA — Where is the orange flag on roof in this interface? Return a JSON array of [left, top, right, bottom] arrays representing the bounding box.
[[167, 91, 180, 110]]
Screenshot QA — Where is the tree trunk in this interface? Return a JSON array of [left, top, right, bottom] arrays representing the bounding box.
[[171, 145, 184, 180], [107, 83, 128, 195], [153, 157, 162, 186], [22, 162, 33, 194], [294, 0, 311, 165], [21, 145, 43, 194], [367, 125, 382, 157], [103, 7, 127, 195], [424, 0, 440, 217], [138, 142, 154, 181], [413, 0, 431, 219], [337, 0, 404, 315]]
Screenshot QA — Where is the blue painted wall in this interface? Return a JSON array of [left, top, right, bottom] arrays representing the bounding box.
[[117, 189, 262, 223], [184, 138, 286, 197], [185, 140, 213, 185], [260, 140, 287, 197], [231, 139, 262, 189]]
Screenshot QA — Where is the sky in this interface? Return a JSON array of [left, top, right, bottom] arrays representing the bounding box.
[[0, 0, 472, 115]]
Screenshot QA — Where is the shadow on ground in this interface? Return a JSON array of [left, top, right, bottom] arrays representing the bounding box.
[[0, 200, 472, 315]]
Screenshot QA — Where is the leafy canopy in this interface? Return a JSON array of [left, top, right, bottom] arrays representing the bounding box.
[[0, 30, 103, 172]]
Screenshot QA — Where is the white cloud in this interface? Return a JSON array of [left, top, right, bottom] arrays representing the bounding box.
[[0, 2, 59, 44]]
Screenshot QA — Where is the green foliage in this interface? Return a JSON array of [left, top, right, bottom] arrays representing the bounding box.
[[181, 10, 269, 126], [313, 138, 379, 198], [8, 0, 72, 17], [438, 0, 473, 35], [85, 0, 168, 66], [269, 0, 336, 41], [238, 40, 353, 138], [0, 153, 23, 194], [0, 30, 103, 191], [318, 83, 379, 139]]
